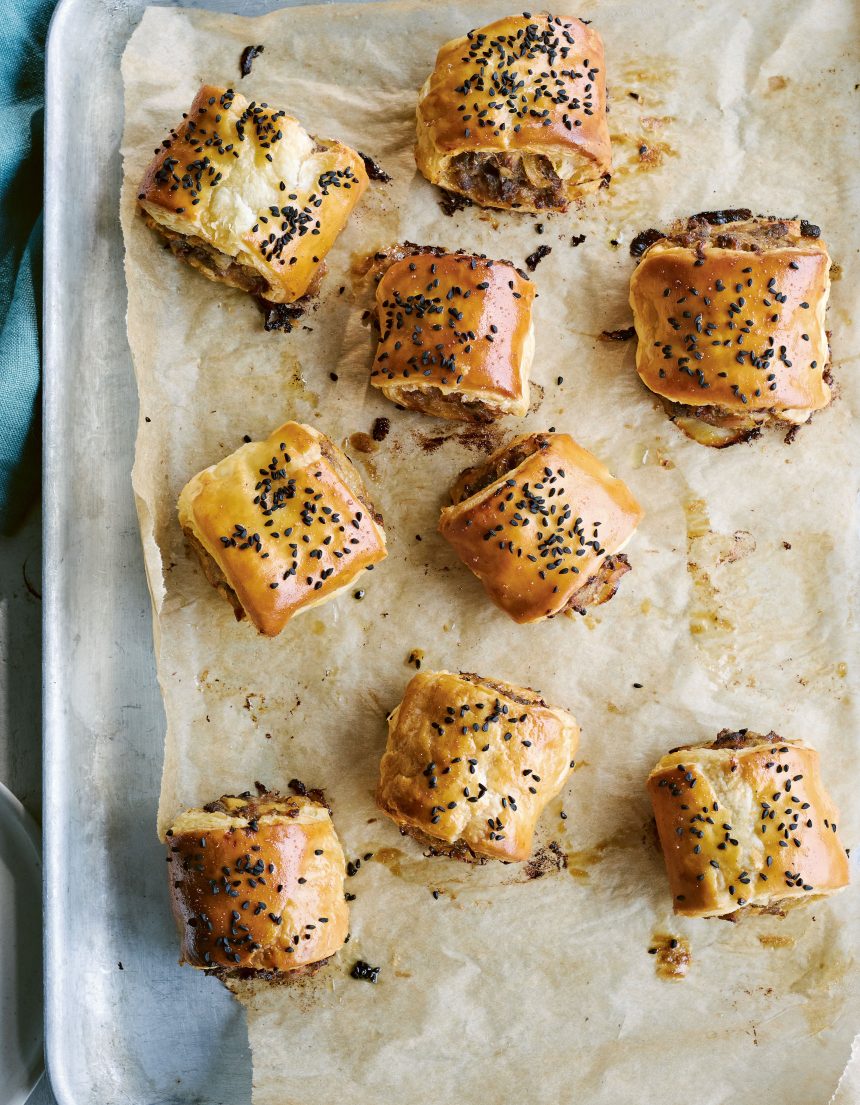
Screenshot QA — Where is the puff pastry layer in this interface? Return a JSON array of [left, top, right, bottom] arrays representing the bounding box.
[[629, 213, 831, 446], [370, 248, 535, 421], [166, 790, 348, 977], [377, 670, 579, 862], [416, 12, 611, 211], [138, 84, 368, 303], [648, 729, 849, 919], [178, 421, 386, 636], [439, 432, 643, 623]]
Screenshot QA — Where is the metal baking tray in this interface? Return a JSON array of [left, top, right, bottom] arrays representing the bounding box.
[[43, 2, 374, 1102]]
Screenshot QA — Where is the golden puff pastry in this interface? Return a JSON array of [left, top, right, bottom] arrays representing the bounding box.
[[377, 670, 579, 862], [629, 212, 831, 447], [416, 12, 611, 212], [370, 248, 535, 421], [137, 84, 368, 304], [165, 789, 348, 977], [439, 432, 643, 623], [647, 729, 850, 920], [178, 421, 386, 636]]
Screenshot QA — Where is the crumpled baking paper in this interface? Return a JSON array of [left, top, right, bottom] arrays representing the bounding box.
[[121, 2, 860, 1101]]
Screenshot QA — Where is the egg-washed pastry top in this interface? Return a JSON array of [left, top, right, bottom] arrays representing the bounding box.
[[439, 432, 643, 623], [629, 212, 831, 446], [647, 729, 849, 919], [370, 249, 535, 421], [178, 421, 386, 636], [165, 790, 348, 977], [415, 12, 611, 211], [377, 670, 579, 862], [137, 84, 368, 303]]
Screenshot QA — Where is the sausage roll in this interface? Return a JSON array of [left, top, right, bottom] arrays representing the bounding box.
[[416, 13, 611, 212], [377, 670, 579, 862], [137, 84, 368, 304], [647, 729, 850, 920], [370, 249, 535, 421], [438, 432, 643, 623], [178, 421, 387, 636], [165, 789, 348, 977], [629, 212, 831, 446]]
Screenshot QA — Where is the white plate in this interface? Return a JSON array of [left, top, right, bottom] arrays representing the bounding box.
[[0, 781, 43, 1105]]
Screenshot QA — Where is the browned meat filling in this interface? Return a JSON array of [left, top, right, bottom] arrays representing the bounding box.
[[665, 400, 814, 449], [182, 525, 246, 622], [665, 401, 765, 448], [201, 788, 301, 819], [653, 212, 812, 255], [212, 953, 334, 983], [392, 385, 505, 424], [396, 822, 488, 865], [450, 433, 549, 503], [667, 727, 783, 756], [319, 437, 384, 527], [459, 672, 547, 709], [448, 152, 566, 210], [567, 554, 631, 615], [143, 213, 271, 298]]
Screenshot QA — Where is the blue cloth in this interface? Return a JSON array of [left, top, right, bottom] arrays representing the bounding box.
[[0, 0, 54, 533]]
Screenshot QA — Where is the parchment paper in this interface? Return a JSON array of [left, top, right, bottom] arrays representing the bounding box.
[[120, 2, 860, 1102]]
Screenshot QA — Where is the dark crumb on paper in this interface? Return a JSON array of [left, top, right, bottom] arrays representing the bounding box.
[[371, 416, 391, 442], [628, 91, 640, 100], [570, 233, 586, 247], [632, 682, 643, 689], [329, 372, 338, 382], [144, 416, 151, 423], [800, 219, 821, 238], [118, 962, 123, 970], [438, 189, 473, 216], [358, 151, 392, 183], [783, 541, 792, 550], [351, 960, 380, 983], [599, 326, 636, 342], [784, 424, 801, 445], [599, 172, 611, 189], [256, 297, 307, 332], [239, 44, 264, 78], [629, 228, 665, 257], [535, 222, 544, 235], [242, 434, 252, 443], [609, 238, 620, 248], [524, 841, 567, 880], [431, 889, 441, 899], [524, 244, 552, 271]]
